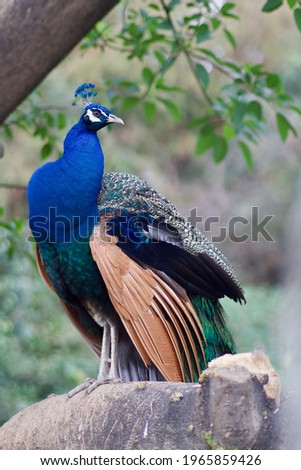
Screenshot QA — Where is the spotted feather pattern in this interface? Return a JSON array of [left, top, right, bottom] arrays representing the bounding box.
[[98, 172, 244, 296]]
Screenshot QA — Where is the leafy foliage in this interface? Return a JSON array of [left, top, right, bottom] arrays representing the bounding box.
[[1, 92, 66, 161], [0, 249, 96, 425], [0, 210, 34, 264], [79, 0, 301, 166], [262, 0, 283, 13], [263, 0, 301, 32], [1, 1, 301, 166]]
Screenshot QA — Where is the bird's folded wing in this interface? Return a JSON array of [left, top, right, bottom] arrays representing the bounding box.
[[99, 172, 245, 303], [35, 245, 102, 358], [90, 222, 206, 382]]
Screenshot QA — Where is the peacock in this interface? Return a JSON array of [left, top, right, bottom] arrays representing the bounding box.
[[27, 83, 245, 395]]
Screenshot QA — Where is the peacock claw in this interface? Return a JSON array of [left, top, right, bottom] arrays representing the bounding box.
[[67, 378, 94, 398], [86, 377, 122, 394], [67, 376, 121, 397]]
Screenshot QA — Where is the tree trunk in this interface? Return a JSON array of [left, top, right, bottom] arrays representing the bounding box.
[[0, 352, 288, 450], [0, 0, 118, 124]]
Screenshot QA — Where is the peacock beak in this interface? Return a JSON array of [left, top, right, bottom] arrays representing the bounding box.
[[107, 114, 124, 125]]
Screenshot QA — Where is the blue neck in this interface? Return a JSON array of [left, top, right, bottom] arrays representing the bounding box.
[[28, 119, 104, 243]]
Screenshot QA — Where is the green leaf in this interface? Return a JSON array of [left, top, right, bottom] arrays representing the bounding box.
[[189, 116, 210, 128], [220, 3, 239, 19], [160, 56, 177, 76], [276, 114, 291, 141], [200, 123, 215, 136], [211, 18, 221, 30], [3, 125, 13, 140], [221, 2, 236, 13], [154, 50, 165, 65], [155, 77, 183, 93], [289, 105, 301, 115], [213, 137, 228, 163], [167, 0, 181, 9], [262, 0, 283, 12], [121, 96, 140, 111], [195, 63, 209, 89], [239, 141, 254, 169], [142, 67, 154, 86], [266, 73, 281, 89], [232, 100, 248, 131], [0, 221, 13, 231], [149, 3, 160, 10], [159, 98, 182, 122], [223, 29, 237, 48], [13, 218, 24, 235], [40, 142, 53, 160], [223, 123, 236, 140], [57, 112, 66, 130], [277, 92, 293, 102], [294, 8, 301, 32], [248, 101, 263, 120], [221, 60, 241, 73], [127, 23, 141, 38], [288, 0, 298, 8], [195, 24, 210, 43], [34, 126, 47, 139], [143, 101, 157, 123], [276, 112, 297, 141], [250, 63, 264, 76], [157, 19, 173, 30], [195, 132, 215, 155], [44, 112, 55, 127]]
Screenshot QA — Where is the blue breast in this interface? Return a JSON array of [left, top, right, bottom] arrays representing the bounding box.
[[27, 119, 106, 303]]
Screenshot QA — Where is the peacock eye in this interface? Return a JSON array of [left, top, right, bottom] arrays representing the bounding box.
[[92, 110, 101, 118]]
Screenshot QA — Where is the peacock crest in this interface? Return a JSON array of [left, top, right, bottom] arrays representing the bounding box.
[[73, 82, 98, 107]]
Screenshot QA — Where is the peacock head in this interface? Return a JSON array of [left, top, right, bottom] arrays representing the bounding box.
[[74, 83, 124, 132], [82, 103, 124, 131]]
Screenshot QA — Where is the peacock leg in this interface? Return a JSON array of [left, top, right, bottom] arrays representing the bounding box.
[[68, 319, 120, 397], [108, 323, 120, 381], [67, 334, 109, 397], [86, 320, 121, 393], [96, 322, 111, 380]]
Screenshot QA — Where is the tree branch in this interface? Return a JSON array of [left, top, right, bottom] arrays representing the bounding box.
[[0, 0, 119, 124], [159, 0, 213, 106], [0, 182, 27, 191]]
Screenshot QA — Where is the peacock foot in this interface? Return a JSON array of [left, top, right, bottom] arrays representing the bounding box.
[[67, 377, 94, 398], [68, 321, 121, 397], [85, 376, 122, 394], [67, 358, 122, 398], [67, 376, 122, 398]]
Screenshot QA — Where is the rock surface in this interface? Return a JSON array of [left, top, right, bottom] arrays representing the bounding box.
[[0, 352, 286, 450]]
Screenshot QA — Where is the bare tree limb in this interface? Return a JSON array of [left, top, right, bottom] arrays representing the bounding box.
[[0, 0, 119, 124]]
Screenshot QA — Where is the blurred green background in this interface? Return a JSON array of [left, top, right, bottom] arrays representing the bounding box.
[[1, 1, 301, 426]]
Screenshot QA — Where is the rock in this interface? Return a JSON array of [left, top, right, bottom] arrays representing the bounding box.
[[0, 352, 286, 450]]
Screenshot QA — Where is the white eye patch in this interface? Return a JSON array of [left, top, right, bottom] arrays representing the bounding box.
[[85, 108, 107, 123]]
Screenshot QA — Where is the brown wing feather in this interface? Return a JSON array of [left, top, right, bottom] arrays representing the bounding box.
[[90, 220, 206, 382], [35, 245, 102, 358]]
